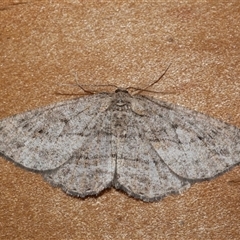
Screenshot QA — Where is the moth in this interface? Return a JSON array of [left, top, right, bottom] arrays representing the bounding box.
[[0, 75, 239, 202]]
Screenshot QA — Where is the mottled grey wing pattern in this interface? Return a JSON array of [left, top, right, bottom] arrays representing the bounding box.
[[111, 107, 190, 201], [110, 94, 239, 201], [0, 93, 115, 197], [0, 90, 239, 202], [42, 104, 116, 197], [137, 95, 240, 180]]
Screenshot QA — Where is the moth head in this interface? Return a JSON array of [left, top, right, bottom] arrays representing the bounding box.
[[110, 88, 132, 110], [112, 89, 146, 115]]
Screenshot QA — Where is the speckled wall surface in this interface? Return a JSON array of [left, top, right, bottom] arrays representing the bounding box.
[[0, 1, 239, 239]]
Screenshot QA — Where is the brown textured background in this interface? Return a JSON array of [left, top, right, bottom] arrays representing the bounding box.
[[0, 1, 240, 239]]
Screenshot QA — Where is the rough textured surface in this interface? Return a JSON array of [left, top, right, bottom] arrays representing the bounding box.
[[0, 90, 239, 202], [0, 1, 240, 239]]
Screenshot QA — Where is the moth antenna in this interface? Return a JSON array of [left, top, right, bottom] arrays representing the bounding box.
[[130, 63, 172, 96], [73, 72, 95, 94]]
